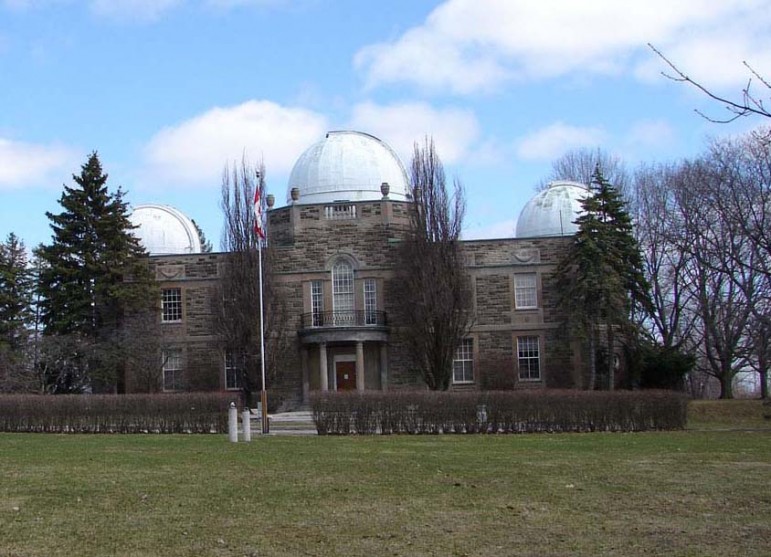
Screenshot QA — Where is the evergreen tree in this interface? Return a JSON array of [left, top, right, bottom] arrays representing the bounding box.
[[557, 167, 650, 389], [36, 152, 154, 392], [191, 219, 213, 252], [0, 233, 35, 391]]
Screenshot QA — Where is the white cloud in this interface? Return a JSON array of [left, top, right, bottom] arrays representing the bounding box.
[[0, 138, 79, 190], [348, 101, 480, 165], [141, 100, 328, 188], [89, 0, 183, 22], [355, 0, 771, 94], [516, 122, 605, 161]]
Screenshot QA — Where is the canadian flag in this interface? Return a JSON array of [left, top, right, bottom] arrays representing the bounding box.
[[254, 187, 265, 239]]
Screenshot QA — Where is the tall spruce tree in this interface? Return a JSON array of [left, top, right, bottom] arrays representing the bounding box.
[[0, 233, 35, 391], [36, 152, 154, 392], [557, 167, 650, 390]]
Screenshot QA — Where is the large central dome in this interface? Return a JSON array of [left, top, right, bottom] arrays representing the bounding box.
[[286, 131, 410, 204]]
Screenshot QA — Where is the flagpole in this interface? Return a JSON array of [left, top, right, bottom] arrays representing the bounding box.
[[254, 171, 268, 435], [258, 235, 268, 434]]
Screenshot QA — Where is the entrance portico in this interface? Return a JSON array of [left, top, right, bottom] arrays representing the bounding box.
[[299, 317, 389, 402]]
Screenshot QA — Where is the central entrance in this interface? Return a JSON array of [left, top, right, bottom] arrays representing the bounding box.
[[335, 361, 357, 391]]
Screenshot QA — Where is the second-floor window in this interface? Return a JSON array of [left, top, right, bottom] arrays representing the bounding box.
[[311, 280, 324, 327], [514, 273, 537, 309], [364, 279, 377, 325], [332, 260, 354, 325], [161, 288, 182, 323]]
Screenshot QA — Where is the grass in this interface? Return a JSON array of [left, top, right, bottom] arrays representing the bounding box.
[[687, 399, 771, 430], [1, 419, 770, 557]]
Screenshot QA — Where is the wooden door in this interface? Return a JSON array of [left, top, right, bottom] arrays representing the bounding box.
[[335, 361, 357, 391]]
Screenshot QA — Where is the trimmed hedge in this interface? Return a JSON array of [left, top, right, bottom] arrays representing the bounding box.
[[0, 393, 241, 433], [311, 390, 687, 435]]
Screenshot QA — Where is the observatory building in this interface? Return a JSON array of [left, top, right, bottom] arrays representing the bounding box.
[[127, 131, 594, 406]]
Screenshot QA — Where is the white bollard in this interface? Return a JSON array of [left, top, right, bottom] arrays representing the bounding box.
[[228, 402, 238, 443], [242, 408, 251, 442]]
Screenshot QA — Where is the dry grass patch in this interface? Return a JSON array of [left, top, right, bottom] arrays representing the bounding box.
[[1, 431, 769, 556]]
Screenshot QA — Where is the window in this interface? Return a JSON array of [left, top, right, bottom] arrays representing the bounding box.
[[332, 260, 354, 326], [453, 338, 474, 384], [311, 280, 324, 327], [514, 274, 537, 309], [161, 288, 182, 323], [224, 351, 242, 391], [324, 204, 357, 220], [517, 336, 540, 380], [364, 279, 377, 325], [162, 349, 183, 391]]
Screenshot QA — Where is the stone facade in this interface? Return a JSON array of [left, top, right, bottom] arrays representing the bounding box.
[[131, 197, 586, 409]]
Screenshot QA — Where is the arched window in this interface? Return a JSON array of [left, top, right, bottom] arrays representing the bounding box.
[[332, 260, 354, 326]]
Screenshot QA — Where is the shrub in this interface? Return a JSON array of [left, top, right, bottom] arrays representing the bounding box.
[[310, 390, 687, 435], [0, 393, 240, 433]]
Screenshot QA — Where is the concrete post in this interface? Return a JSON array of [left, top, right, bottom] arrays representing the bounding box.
[[228, 402, 238, 443], [356, 341, 365, 392], [241, 408, 251, 442], [319, 342, 328, 391]]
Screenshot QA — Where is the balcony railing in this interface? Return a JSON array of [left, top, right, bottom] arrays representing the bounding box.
[[301, 310, 387, 329]]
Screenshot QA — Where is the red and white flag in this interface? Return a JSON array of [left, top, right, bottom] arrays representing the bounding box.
[[253, 187, 265, 239]]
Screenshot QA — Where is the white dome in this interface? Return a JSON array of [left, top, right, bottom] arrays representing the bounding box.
[[516, 181, 589, 238], [286, 131, 410, 204], [129, 204, 202, 255]]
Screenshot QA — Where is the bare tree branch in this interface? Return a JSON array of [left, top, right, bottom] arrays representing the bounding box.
[[648, 43, 771, 123]]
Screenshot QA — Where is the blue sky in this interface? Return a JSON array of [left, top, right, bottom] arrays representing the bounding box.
[[2, 0, 769, 251]]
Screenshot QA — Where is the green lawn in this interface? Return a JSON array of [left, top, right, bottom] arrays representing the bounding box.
[[1, 402, 770, 557]]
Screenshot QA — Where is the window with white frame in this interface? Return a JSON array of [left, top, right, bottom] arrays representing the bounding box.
[[162, 348, 183, 391], [332, 260, 354, 326], [453, 338, 474, 384], [517, 336, 540, 380], [364, 279, 377, 325], [514, 274, 537, 309], [311, 280, 324, 327], [161, 288, 182, 323], [224, 351, 242, 390]]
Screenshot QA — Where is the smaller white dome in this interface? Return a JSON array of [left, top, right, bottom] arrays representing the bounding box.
[[516, 181, 589, 238], [129, 204, 202, 255]]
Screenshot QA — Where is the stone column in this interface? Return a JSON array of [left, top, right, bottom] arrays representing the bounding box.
[[379, 343, 388, 392], [301, 347, 310, 403], [356, 341, 365, 392], [319, 342, 328, 392]]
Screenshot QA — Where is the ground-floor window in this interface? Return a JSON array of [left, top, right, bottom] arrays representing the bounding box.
[[517, 336, 540, 380], [224, 351, 242, 390], [162, 348, 183, 391], [453, 338, 474, 384]]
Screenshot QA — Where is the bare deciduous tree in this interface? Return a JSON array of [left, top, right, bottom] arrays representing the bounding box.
[[215, 158, 291, 408], [632, 162, 697, 350], [393, 138, 472, 390], [539, 148, 631, 196], [649, 43, 770, 123]]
